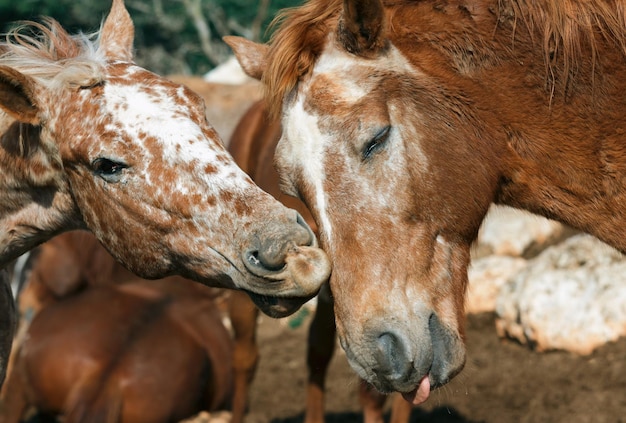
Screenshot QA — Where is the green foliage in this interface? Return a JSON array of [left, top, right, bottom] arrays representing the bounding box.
[[0, 0, 303, 75]]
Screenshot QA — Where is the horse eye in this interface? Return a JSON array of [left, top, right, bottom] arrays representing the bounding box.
[[91, 158, 128, 182], [363, 125, 391, 160], [77, 79, 105, 90]]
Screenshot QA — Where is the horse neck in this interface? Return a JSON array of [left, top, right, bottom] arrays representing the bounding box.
[[383, 0, 626, 251], [428, 1, 626, 251], [490, 73, 626, 252], [0, 117, 80, 267]]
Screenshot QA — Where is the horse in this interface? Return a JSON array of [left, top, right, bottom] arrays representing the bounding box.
[[225, 0, 626, 404], [1, 276, 233, 423], [0, 271, 14, 389], [12, 231, 138, 320], [0, 0, 330, 385], [0, 0, 330, 316], [227, 100, 412, 423]]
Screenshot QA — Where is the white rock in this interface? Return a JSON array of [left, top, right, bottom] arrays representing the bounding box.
[[466, 255, 527, 314], [203, 56, 256, 85], [495, 234, 626, 355], [477, 205, 566, 257]]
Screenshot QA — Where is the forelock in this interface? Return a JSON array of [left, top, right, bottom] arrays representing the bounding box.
[[263, 0, 343, 119], [0, 18, 106, 90]]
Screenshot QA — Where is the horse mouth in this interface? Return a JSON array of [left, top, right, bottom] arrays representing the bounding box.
[[244, 290, 315, 318]]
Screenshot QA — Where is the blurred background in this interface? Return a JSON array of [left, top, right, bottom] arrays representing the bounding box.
[[0, 0, 303, 76]]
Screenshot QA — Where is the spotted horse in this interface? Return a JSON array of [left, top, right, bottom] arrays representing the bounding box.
[[0, 0, 330, 387]]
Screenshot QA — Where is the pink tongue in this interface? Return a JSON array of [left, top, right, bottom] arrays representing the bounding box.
[[401, 375, 431, 405]]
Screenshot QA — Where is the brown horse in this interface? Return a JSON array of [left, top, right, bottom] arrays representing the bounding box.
[[0, 270, 14, 389], [6, 210, 396, 421], [13, 231, 138, 321], [0, 0, 330, 386], [226, 0, 626, 404], [227, 100, 412, 423], [1, 276, 233, 423]]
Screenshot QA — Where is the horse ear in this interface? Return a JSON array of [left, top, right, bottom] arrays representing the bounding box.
[[0, 66, 41, 125], [223, 36, 269, 81], [338, 0, 387, 56], [100, 0, 134, 62]]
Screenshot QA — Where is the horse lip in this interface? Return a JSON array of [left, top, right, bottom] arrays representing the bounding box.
[[366, 354, 461, 395], [244, 290, 317, 318], [369, 366, 427, 395]]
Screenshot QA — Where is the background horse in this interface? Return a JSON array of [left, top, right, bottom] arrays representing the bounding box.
[[227, 100, 412, 423], [5, 235, 341, 423], [1, 276, 233, 423], [227, 0, 626, 404], [0, 0, 330, 385]]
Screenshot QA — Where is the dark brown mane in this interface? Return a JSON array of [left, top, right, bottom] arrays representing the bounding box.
[[500, 0, 626, 97], [264, 0, 626, 115]]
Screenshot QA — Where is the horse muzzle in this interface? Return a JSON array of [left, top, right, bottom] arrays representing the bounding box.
[[240, 212, 331, 317], [340, 312, 466, 404]]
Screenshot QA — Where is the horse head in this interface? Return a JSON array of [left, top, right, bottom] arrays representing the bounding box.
[[0, 0, 331, 317], [226, 0, 511, 401]]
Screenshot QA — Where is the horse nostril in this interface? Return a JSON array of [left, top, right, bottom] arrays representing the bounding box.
[[375, 332, 411, 379], [296, 212, 307, 228], [428, 312, 466, 385], [295, 212, 316, 246], [245, 249, 284, 272], [242, 210, 318, 278], [247, 251, 261, 267]]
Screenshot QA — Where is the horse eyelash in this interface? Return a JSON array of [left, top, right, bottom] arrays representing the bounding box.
[[363, 125, 391, 160]]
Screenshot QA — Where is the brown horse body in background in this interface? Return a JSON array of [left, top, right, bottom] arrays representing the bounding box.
[[1, 232, 233, 423], [227, 100, 412, 423]]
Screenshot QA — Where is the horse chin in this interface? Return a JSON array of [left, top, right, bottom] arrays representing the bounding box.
[[244, 290, 316, 318]]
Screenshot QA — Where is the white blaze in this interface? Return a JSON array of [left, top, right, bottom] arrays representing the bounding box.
[[284, 95, 334, 243], [283, 40, 425, 248]]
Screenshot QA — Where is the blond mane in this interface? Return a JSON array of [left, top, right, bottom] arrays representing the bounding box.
[[263, 0, 626, 115], [0, 18, 108, 90]]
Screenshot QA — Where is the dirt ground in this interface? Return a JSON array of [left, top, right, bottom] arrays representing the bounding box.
[[242, 311, 626, 423], [20, 304, 626, 423]]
